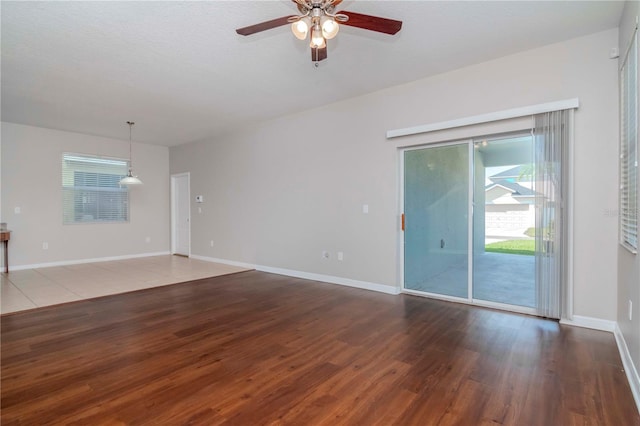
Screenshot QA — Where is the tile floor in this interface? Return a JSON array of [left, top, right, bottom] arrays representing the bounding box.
[[0, 255, 250, 315]]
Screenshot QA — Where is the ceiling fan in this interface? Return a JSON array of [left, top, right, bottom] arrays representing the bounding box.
[[235, 0, 402, 63]]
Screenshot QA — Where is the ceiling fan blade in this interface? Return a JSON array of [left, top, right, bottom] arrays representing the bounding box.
[[339, 11, 402, 35], [311, 46, 328, 62], [236, 16, 294, 36]]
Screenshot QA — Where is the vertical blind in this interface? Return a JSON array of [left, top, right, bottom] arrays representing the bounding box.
[[62, 153, 129, 224], [620, 30, 638, 253], [534, 110, 569, 319]]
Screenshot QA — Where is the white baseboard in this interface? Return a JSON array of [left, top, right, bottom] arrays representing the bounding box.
[[563, 317, 640, 413], [9, 251, 171, 271], [615, 323, 640, 413], [257, 265, 401, 295], [189, 255, 255, 270], [560, 315, 616, 332], [191, 255, 400, 295]]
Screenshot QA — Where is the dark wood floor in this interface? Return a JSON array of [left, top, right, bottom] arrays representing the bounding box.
[[1, 271, 638, 425]]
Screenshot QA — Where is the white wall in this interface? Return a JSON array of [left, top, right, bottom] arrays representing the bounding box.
[[618, 0, 640, 396], [0, 127, 3, 230], [171, 28, 619, 321], [1, 122, 171, 267]]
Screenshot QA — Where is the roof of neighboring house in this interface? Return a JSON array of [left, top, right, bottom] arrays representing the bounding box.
[[485, 181, 536, 197], [489, 165, 529, 182]]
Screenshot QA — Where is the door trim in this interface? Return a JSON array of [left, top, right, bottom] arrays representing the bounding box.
[[171, 172, 191, 257], [403, 288, 538, 316], [387, 98, 579, 139]]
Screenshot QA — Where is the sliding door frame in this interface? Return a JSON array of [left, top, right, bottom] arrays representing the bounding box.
[[399, 139, 474, 305], [470, 132, 537, 316], [398, 125, 573, 318]]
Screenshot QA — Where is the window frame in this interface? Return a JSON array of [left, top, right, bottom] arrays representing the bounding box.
[[62, 152, 130, 225], [620, 28, 639, 254]]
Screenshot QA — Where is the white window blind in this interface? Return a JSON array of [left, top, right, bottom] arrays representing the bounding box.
[[62, 153, 129, 224], [621, 30, 638, 253]]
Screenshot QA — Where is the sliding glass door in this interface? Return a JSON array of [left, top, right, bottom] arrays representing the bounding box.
[[403, 135, 538, 313], [403, 143, 469, 298]]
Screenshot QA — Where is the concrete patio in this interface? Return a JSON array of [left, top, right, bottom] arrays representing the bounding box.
[[405, 252, 535, 308]]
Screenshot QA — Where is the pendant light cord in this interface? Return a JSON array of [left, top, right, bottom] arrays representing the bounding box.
[[119, 120, 142, 185], [127, 121, 134, 170]]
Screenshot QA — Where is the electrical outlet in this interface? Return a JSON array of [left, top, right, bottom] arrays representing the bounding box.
[[629, 300, 633, 321], [42, 242, 48, 250], [609, 47, 620, 59], [210, 240, 214, 247], [145, 236, 151, 243], [14, 207, 21, 214], [337, 251, 344, 261], [322, 250, 330, 259]]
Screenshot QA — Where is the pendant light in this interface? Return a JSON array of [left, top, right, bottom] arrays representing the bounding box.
[[119, 121, 143, 185]]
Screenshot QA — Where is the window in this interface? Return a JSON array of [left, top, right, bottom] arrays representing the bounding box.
[[620, 31, 638, 253], [62, 153, 129, 224]]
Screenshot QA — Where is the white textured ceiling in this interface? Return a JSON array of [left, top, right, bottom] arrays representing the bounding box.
[[1, 1, 624, 146]]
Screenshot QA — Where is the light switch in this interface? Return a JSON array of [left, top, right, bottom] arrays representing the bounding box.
[[14, 207, 21, 214], [362, 204, 369, 214]]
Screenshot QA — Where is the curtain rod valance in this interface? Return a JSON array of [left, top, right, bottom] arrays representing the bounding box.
[[386, 98, 579, 139]]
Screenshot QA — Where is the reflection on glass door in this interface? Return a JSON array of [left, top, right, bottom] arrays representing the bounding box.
[[404, 143, 469, 298]]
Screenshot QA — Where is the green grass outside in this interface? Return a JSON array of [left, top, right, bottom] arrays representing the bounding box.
[[485, 239, 535, 256]]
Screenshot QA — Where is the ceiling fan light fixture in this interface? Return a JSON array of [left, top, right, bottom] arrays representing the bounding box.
[[321, 16, 339, 39], [310, 25, 326, 48], [291, 17, 310, 40], [235, 0, 403, 63]]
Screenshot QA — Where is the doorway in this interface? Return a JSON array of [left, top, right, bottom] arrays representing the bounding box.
[[472, 135, 535, 308], [171, 173, 191, 257], [402, 134, 538, 314]]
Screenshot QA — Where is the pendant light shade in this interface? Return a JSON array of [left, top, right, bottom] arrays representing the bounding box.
[[120, 172, 143, 185], [120, 121, 143, 185]]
